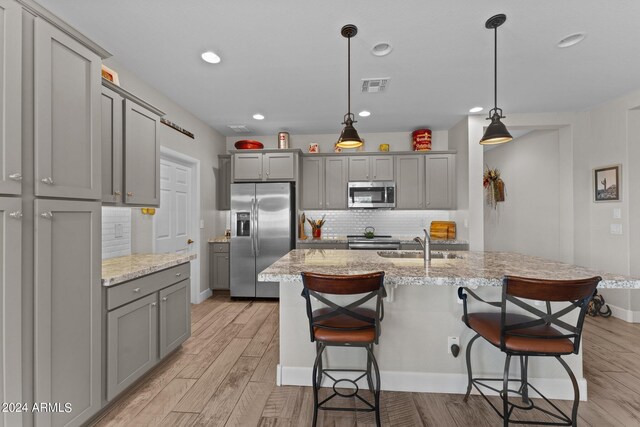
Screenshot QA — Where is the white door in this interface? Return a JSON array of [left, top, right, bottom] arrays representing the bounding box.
[[155, 159, 193, 254]]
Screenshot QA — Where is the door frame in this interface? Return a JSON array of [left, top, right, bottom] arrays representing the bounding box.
[[155, 146, 204, 304]]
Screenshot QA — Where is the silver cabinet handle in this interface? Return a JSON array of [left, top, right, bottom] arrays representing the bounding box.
[[175, 272, 182, 277], [127, 192, 133, 197], [114, 190, 121, 196], [133, 287, 141, 293], [225, 256, 228, 260], [9, 211, 22, 219], [9, 173, 22, 181], [41, 177, 54, 185], [151, 302, 157, 307], [40, 212, 53, 220], [162, 297, 168, 302]]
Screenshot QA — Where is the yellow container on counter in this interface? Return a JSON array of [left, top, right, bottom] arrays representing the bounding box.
[[379, 144, 389, 152]]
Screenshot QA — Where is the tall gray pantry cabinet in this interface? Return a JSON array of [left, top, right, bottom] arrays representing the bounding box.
[[9, 1, 111, 426]]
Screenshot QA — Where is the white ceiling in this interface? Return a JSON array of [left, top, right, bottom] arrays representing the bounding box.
[[38, 0, 640, 137]]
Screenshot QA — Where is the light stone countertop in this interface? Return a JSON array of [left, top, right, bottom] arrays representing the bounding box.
[[297, 236, 469, 245], [102, 253, 197, 287], [208, 236, 230, 243], [257, 249, 639, 288]]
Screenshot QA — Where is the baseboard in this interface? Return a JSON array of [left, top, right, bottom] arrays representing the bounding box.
[[277, 365, 588, 401], [194, 289, 212, 304], [607, 304, 640, 323]]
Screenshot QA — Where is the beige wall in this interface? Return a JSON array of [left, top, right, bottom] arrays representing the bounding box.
[[104, 59, 228, 297]]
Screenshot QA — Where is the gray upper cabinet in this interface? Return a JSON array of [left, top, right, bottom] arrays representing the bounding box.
[[34, 18, 101, 200], [123, 100, 160, 206], [425, 154, 456, 209], [264, 152, 295, 180], [233, 152, 263, 181], [0, 0, 22, 196], [34, 199, 101, 427], [396, 155, 424, 209], [371, 156, 394, 181], [348, 156, 369, 181], [301, 156, 324, 209], [217, 155, 231, 210], [107, 293, 158, 401], [325, 157, 348, 209], [101, 86, 123, 203], [159, 280, 191, 358], [0, 197, 22, 427]]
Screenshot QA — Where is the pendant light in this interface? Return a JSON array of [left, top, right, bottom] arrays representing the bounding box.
[[336, 24, 363, 149], [480, 14, 513, 145]]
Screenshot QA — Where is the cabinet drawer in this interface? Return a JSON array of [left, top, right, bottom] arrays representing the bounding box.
[[211, 243, 229, 253], [107, 263, 190, 310]]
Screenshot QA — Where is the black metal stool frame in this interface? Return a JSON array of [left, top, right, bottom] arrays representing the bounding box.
[[301, 272, 386, 427], [458, 275, 601, 427]]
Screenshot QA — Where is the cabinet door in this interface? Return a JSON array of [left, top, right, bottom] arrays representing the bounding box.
[[425, 154, 456, 209], [0, 1, 21, 196], [34, 19, 101, 200], [217, 155, 231, 210], [213, 252, 230, 290], [264, 152, 295, 180], [0, 197, 22, 427], [325, 157, 348, 209], [348, 156, 370, 181], [34, 200, 101, 427], [107, 293, 158, 401], [371, 156, 394, 181], [159, 280, 191, 358], [101, 86, 123, 203], [233, 153, 263, 181], [123, 100, 160, 206], [301, 156, 324, 209], [396, 155, 424, 209]]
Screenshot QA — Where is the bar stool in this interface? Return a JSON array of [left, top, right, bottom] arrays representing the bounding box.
[[458, 275, 601, 426], [301, 271, 386, 427]]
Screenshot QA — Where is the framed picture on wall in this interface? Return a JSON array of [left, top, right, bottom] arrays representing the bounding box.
[[594, 164, 621, 202]]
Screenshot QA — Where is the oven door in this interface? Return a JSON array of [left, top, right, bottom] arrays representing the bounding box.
[[348, 182, 395, 208]]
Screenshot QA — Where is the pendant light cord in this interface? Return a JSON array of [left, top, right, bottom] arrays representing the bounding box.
[[347, 35, 351, 117], [494, 26, 498, 111]]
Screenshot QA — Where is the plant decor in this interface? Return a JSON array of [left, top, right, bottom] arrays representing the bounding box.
[[483, 167, 506, 209]]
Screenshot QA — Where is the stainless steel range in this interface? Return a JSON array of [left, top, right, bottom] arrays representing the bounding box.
[[347, 235, 400, 250]]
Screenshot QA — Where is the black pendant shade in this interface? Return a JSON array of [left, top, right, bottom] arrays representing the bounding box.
[[337, 24, 363, 149], [480, 14, 512, 145]]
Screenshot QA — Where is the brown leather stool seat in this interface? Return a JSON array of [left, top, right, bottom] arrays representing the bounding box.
[[312, 307, 377, 343], [466, 312, 574, 354]]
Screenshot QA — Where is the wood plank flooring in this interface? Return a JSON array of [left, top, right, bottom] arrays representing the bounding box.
[[92, 296, 640, 426]]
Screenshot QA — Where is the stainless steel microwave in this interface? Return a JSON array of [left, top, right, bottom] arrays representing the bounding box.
[[347, 181, 396, 209]]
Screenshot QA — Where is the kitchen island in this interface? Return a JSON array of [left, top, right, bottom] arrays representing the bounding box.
[[258, 249, 640, 400]]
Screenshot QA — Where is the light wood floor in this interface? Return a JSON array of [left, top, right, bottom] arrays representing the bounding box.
[[91, 295, 640, 426]]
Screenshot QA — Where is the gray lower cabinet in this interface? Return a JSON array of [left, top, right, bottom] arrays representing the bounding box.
[[107, 293, 158, 401], [210, 243, 230, 290], [301, 157, 324, 209], [159, 280, 191, 358], [34, 199, 101, 427], [217, 155, 231, 210], [34, 18, 101, 200], [324, 157, 348, 209], [0, 0, 22, 196], [425, 154, 456, 209], [123, 99, 160, 206], [0, 197, 22, 427], [396, 155, 425, 209], [101, 85, 123, 203]]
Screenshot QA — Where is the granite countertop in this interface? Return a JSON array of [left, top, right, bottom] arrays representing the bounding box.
[[209, 236, 230, 243], [297, 236, 469, 245], [257, 249, 639, 289], [102, 253, 197, 287]]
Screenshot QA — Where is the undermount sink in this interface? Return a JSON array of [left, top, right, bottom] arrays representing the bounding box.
[[377, 250, 464, 260]]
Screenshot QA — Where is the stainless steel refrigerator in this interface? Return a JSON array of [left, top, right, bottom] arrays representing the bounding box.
[[230, 182, 295, 298]]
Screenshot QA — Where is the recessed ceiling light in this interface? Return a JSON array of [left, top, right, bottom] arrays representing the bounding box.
[[358, 110, 371, 117], [201, 51, 221, 64], [557, 33, 586, 48], [252, 113, 265, 120], [371, 42, 393, 57], [469, 106, 484, 113]]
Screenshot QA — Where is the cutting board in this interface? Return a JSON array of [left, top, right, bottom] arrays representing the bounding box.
[[430, 221, 456, 240]]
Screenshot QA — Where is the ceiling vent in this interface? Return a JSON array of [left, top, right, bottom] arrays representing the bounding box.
[[361, 78, 389, 93], [228, 125, 251, 133]]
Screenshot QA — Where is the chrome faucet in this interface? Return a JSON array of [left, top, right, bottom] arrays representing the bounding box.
[[413, 229, 431, 262]]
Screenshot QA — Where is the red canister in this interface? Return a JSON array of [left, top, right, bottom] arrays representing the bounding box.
[[412, 129, 432, 151]]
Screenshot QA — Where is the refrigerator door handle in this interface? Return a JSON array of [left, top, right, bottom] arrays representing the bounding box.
[[255, 199, 260, 256]]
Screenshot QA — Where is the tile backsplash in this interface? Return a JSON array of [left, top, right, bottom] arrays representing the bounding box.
[[301, 210, 454, 238], [102, 207, 132, 259]]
